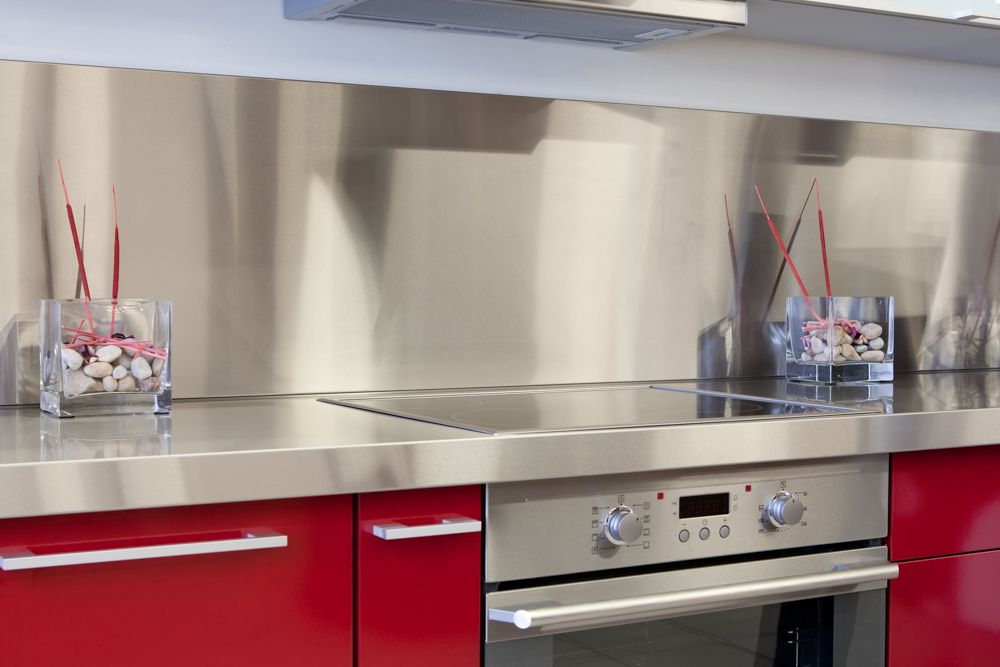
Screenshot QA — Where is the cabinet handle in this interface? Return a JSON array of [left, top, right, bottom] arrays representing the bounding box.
[[372, 515, 481, 540], [0, 529, 287, 571]]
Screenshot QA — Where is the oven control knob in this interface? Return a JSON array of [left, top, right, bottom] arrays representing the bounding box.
[[767, 492, 805, 527], [605, 506, 643, 545]]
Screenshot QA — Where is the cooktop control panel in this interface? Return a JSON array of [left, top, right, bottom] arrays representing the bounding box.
[[484, 456, 887, 583]]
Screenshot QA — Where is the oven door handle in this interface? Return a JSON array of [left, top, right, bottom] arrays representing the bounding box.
[[488, 561, 898, 631]]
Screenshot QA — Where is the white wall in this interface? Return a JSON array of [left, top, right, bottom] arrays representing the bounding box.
[[2, 0, 1000, 132]]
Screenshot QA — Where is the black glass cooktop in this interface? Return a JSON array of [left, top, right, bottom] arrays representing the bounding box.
[[322, 385, 861, 435]]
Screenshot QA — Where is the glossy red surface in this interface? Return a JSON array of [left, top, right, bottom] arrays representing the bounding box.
[[890, 445, 1000, 561], [0, 497, 353, 666], [888, 550, 1000, 666], [357, 485, 482, 667]]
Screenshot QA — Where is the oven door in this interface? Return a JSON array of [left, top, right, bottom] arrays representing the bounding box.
[[485, 546, 894, 667]]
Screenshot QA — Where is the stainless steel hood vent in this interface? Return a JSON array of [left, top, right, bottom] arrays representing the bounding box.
[[285, 0, 747, 48]]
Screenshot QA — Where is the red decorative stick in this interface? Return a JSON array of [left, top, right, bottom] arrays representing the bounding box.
[[754, 186, 820, 321], [816, 179, 832, 297], [57, 159, 94, 333], [110, 185, 120, 336]]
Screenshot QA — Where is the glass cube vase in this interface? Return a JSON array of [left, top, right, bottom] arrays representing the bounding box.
[[40, 299, 172, 417], [786, 296, 894, 384]]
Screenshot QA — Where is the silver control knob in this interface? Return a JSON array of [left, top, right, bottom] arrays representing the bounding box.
[[767, 492, 805, 527], [605, 505, 643, 545]]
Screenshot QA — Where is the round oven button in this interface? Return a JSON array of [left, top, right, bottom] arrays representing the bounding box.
[[678, 529, 690, 543], [767, 492, 805, 527], [605, 506, 643, 545], [719, 525, 731, 538], [699, 527, 710, 540]]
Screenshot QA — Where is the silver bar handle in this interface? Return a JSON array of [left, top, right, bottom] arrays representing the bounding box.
[[489, 561, 899, 630], [372, 515, 481, 540], [0, 529, 287, 571]]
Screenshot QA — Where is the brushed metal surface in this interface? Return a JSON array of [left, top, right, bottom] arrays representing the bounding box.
[[484, 456, 887, 581], [0, 372, 997, 519], [2, 58, 1000, 407], [485, 546, 891, 642]]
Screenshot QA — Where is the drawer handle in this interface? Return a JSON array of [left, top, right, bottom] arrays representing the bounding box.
[[372, 515, 481, 540], [0, 529, 287, 571]]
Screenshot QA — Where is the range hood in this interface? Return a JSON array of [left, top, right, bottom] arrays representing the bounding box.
[[284, 0, 747, 48]]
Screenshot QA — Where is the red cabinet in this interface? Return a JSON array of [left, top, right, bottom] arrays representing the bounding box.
[[890, 445, 1000, 561], [0, 496, 353, 666], [888, 551, 1000, 666], [888, 446, 1000, 667], [356, 485, 482, 667]]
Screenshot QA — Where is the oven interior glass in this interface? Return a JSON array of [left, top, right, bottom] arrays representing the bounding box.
[[485, 590, 885, 667]]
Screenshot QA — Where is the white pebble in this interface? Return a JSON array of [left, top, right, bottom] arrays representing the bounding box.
[[843, 344, 862, 361], [116, 355, 132, 370], [112, 365, 128, 380], [131, 356, 152, 380], [102, 376, 118, 392], [854, 344, 868, 354], [834, 353, 846, 363], [869, 337, 885, 351], [861, 350, 885, 362], [117, 375, 137, 392], [800, 352, 813, 362], [96, 345, 123, 363], [64, 369, 101, 396], [814, 349, 831, 362], [834, 328, 850, 346], [809, 337, 825, 355], [861, 323, 883, 339], [83, 362, 113, 378], [61, 347, 84, 370], [152, 357, 165, 377]]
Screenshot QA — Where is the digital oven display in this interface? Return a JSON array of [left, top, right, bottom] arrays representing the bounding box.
[[678, 492, 730, 519]]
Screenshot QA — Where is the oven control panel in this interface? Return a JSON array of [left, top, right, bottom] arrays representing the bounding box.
[[485, 456, 887, 583]]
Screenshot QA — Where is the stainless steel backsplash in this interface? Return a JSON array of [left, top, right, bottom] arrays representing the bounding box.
[[2, 59, 999, 403]]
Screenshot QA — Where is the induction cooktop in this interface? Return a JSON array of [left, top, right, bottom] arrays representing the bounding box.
[[321, 385, 861, 435]]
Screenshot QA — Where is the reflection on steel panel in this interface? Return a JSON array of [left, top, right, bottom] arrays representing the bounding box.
[[1, 60, 999, 404]]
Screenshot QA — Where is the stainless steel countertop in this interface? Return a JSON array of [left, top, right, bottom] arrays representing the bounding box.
[[1, 371, 999, 519]]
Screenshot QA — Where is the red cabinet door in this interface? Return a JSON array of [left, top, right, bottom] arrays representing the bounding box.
[[0, 496, 352, 666], [357, 485, 482, 667], [890, 445, 1000, 561], [888, 550, 1000, 667]]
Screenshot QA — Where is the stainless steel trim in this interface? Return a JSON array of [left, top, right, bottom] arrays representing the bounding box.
[[372, 515, 481, 540], [0, 529, 287, 571], [490, 563, 898, 630], [485, 546, 894, 641]]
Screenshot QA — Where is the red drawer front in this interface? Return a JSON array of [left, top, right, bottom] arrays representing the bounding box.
[[888, 550, 1000, 667], [0, 497, 352, 666], [890, 445, 1000, 561], [357, 485, 482, 667]]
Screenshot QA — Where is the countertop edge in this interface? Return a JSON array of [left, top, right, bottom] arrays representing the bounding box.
[[0, 407, 997, 519]]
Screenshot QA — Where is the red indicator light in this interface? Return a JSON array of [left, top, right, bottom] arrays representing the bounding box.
[[745, 484, 752, 492], [656, 492, 665, 500]]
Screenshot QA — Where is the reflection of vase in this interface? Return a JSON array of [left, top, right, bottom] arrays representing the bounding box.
[[916, 371, 1000, 412], [697, 318, 787, 379], [40, 414, 171, 461], [919, 297, 1000, 370], [0, 312, 39, 406]]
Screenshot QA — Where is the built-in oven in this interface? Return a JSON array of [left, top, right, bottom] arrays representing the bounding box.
[[483, 456, 893, 666]]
